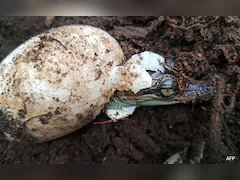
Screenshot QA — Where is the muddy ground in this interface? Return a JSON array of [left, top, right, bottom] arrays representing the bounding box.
[[0, 16, 240, 164]]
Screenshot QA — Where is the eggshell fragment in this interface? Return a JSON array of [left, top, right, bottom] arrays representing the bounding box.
[[0, 25, 124, 142], [128, 51, 165, 73], [111, 51, 165, 94]]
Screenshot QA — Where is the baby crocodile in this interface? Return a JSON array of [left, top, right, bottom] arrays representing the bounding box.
[[103, 51, 213, 121]]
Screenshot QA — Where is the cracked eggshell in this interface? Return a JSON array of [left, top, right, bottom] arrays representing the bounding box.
[[0, 25, 124, 142], [111, 51, 165, 94], [128, 51, 165, 73]]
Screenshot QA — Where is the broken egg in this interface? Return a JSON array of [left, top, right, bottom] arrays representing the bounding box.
[[111, 51, 165, 94], [0, 25, 124, 142]]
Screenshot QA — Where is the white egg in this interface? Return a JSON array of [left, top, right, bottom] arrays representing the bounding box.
[[0, 25, 124, 142]]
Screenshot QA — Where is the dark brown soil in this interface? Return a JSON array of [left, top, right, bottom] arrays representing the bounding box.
[[1, 16, 240, 164]]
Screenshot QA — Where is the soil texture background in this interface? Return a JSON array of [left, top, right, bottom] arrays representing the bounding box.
[[0, 16, 240, 164]]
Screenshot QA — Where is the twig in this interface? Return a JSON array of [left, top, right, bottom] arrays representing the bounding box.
[[2, 113, 51, 161], [222, 118, 239, 163], [204, 74, 225, 163], [145, 16, 165, 36], [167, 16, 220, 31]]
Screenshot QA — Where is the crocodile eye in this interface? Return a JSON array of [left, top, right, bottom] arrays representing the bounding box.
[[160, 88, 174, 97]]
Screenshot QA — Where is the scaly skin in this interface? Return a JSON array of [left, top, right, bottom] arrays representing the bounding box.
[[105, 60, 213, 120], [108, 74, 213, 109]]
